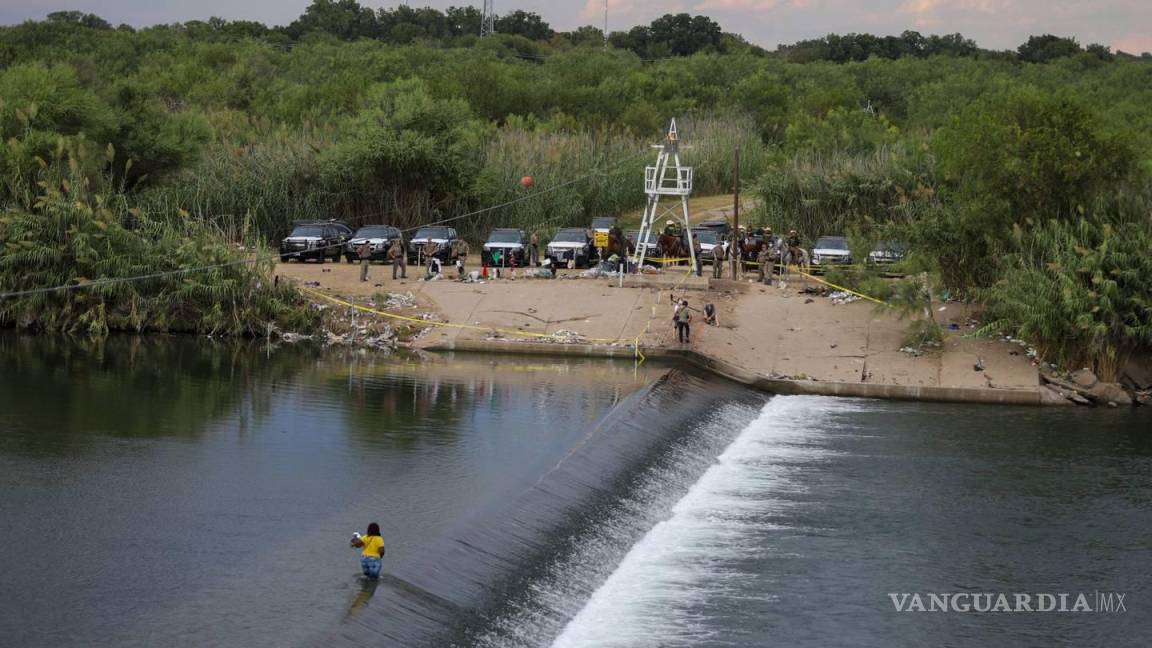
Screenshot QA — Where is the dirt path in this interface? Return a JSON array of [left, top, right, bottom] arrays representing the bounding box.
[[276, 260, 1039, 393]]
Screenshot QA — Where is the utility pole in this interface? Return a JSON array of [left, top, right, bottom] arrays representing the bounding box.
[[603, 0, 609, 50], [480, 0, 495, 38], [731, 145, 741, 279]]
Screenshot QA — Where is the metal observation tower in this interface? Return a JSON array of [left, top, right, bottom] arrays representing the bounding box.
[[480, 1, 496, 38], [632, 119, 697, 272]]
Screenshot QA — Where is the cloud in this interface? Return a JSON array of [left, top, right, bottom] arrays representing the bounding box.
[[580, 0, 686, 24], [2, 0, 1151, 52], [693, 0, 783, 11], [898, 0, 943, 28], [1114, 32, 1152, 54], [898, 0, 1016, 27]]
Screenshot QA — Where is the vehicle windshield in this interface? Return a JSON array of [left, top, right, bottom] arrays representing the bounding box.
[[873, 241, 905, 253], [487, 231, 522, 243], [815, 237, 849, 250], [413, 227, 449, 240], [552, 231, 586, 243], [355, 227, 395, 238], [290, 226, 324, 237], [692, 230, 719, 244], [591, 218, 617, 229]]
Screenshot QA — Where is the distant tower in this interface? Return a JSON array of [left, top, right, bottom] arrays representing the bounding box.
[[632, 119, 697, 272], [603, 0, 609, 49], [480, 0, 495, 38]]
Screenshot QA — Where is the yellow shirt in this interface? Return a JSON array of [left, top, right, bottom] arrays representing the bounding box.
[[360, 535, 384, 558]]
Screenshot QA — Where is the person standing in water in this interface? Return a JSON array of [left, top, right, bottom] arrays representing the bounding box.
[[350, 522, 385, 579]]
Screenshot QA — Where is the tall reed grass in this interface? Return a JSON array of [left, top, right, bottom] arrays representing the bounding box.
[[131, 113, 762, 244], [754, 145, 938, 238], [979, 218, 1152, 380], [0, 152, 317, 336]]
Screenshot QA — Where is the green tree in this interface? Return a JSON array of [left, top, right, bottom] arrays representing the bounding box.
[[495, 10, 553, 41], [649, 14, 722, 57], [106, 81, 213, 187], [1017, 34, 1082, 63], [46, 11, 112, 30], [319, 79, 487, 220], [286, 0, 378, 41], [933, 87, 1136, 224]]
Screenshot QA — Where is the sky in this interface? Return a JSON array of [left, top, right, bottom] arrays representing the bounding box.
[[1, 0, 1150, 54]]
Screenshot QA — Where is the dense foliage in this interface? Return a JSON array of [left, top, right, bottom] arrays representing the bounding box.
[[1, 2, 1150, 367]]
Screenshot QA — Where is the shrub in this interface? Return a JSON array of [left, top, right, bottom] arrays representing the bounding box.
[[979, 218, 1152, 380], [0, 157, 316, 336]]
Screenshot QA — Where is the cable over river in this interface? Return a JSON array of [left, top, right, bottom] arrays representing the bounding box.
[[0, 332, 1149, 647]]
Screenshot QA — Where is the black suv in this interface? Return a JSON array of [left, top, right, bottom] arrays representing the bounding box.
[[482, 228, 529, 267], [344, 225, 403, 263], [280, 221, 350, 263], [407, 226, 459, 263], [590, 216, 618, 232]]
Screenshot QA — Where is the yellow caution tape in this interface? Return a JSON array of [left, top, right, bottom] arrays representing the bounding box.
[[790, 268, 893, 308]]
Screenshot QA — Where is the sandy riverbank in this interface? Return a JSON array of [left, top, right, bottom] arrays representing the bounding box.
[[276, 260, 1043, 405]]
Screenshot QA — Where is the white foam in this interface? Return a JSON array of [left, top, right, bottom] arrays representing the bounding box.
[[550, 396, 850, 648]]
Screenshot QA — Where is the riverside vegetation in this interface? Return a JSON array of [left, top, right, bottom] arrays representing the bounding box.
[[1, 4, 1150, 379]]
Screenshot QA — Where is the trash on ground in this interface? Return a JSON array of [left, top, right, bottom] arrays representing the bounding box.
[[829, 290, 860, 305]]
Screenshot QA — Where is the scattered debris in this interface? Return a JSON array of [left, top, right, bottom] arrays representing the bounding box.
[[828, 290, 860, 305], [545, 329, 587, 344], [278, 332, 312, 344], [378, 292, 417, 309], [579, 267, 614, 279]]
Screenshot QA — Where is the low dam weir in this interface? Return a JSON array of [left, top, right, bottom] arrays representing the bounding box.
[[321, 368, 768, 647]]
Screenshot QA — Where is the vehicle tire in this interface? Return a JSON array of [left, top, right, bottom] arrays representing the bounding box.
[[280, 256, 289, 263], [317, 254, 325, 264], [345, 255, 355, 264]]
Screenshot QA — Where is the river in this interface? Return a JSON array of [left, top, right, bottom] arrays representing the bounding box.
[[1, 333, 1149, 646]]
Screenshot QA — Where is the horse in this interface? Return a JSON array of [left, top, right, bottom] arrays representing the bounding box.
[[781, 244, 810, 277], [606, 229, 634, 259], [658, 233, 688, 265]]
